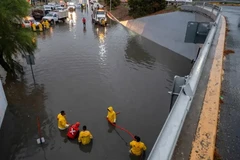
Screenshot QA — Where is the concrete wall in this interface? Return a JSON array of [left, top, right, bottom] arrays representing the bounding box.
[[120, 11, 212, 60], [180, 5, 218, 20]]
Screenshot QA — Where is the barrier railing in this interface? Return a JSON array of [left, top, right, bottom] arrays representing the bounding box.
[[147, 3, 221, 160]]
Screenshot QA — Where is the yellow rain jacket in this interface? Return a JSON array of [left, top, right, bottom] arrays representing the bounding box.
[[130, 140, 147, 156], [78, 130, 93, 145], [45, 20, 50, 29], [107, 106, 116, 123], [39, 23, 43, 31], [57, 113, 67, 130], [32, 23, 36, 31]]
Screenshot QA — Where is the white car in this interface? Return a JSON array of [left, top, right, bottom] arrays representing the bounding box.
[[42, 11, 68, 24], [92, 2, 103, 10], [22, 16, 39, 28], [90, 0, 98, 4], [56, 7, 67, 11], [67, 2, 76, 11]]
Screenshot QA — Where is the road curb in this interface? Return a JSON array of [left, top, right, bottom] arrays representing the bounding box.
[[189, 15, 226, 160]]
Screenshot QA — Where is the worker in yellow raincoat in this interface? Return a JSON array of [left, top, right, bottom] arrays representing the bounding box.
[[106, 106, 116, 124], [44, 20, 50, 29], [57, 111, 70, 130], [41, 20, 45, 29], [129, 136, 147, 156], [32, 23, 36, 31], [39, 23, 43, 32], [78, 125, 93, 145]]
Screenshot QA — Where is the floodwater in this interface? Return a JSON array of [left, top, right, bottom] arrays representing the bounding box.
[[0, 8, 193, 160], [216, 6, 240, 160]]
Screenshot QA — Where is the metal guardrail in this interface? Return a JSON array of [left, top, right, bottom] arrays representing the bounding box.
[[147, 3, 221, 160]]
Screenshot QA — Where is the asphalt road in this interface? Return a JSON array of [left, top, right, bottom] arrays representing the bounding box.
[[0, 6, 198, 160], [216, 6, 240, 160]]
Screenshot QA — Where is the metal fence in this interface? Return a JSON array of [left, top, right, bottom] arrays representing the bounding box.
[[147, 3, 222, 160]]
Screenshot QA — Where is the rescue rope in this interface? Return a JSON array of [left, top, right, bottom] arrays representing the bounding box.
[[106, 113, 135, 140], [107, 112, 144, 160], [37, 117, 42, 138]]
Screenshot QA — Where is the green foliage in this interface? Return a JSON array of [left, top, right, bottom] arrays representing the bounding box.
[[128, 0, 167, 18], [104, 0, 121, 9], [0, 0, 37, 75]]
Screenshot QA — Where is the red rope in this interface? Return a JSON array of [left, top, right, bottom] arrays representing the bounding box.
[[37, 117, 42, 137], [106, 113, 144, 160], [106, 117, 135, 139]]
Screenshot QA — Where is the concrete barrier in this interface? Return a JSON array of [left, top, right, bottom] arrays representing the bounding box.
[[180, 5, 218, 20], [189, 14, 226, 160], [147, 3, 223, 160]]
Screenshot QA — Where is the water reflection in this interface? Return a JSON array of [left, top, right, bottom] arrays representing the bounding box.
[[125, 35, 156, 70], [36, 28, 53, 40], [68, 11, 77, 30], [93, 26, 107, 65], [0, 76, 53, 160]]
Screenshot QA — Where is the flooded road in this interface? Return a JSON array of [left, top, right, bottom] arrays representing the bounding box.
[[0, 8, 192, 160], [216, 6, 240, 160]]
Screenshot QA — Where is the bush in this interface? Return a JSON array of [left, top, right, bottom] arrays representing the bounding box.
[[128, 0, 167, 18]]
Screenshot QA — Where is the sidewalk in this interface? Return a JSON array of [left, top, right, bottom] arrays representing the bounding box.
[[216, 6, 240, 160]]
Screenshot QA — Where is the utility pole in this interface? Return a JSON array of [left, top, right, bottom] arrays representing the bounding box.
[[26, 55, 36, 85]]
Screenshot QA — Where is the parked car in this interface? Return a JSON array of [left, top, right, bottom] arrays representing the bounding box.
[[48, 2, 57, 9], [91, 2, 103, 10], [22, 16, 40, 28], [44, 5, 54, 15], [55, 6, 67, 11], [42, 10, 68, 24], [90, 0, 98, 4]]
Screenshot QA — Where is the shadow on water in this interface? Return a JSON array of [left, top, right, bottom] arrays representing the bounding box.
[[59, 130, 68, 143], [0, 75, 56, 160], [79, 140, 93, 153], [107, 121, 115, 133]]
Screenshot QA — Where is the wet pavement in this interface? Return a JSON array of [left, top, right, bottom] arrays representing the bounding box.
[[0, 7, 195, 160], [216, 6, 240, 160]]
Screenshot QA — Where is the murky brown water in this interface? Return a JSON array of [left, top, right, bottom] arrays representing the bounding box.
[[0, 8, 193, 160]]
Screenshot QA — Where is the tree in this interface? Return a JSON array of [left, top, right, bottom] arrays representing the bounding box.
[[128, 0, 167, 18], [0, 0, 37, 75], [104, 0, 121, 9]]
